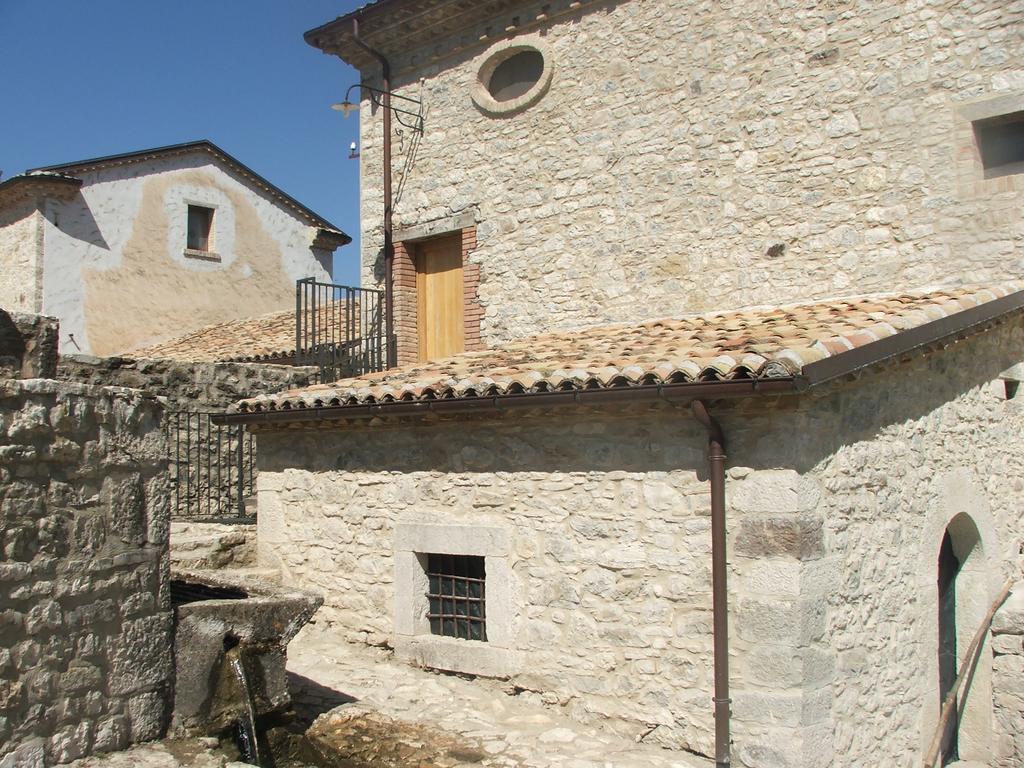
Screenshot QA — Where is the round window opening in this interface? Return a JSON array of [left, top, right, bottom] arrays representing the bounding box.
[[487, 49, 545, 102], [472, 41, 553, 116]]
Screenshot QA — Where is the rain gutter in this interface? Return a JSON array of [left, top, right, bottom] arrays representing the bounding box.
[[350, 18, 397, 368], [800, 288, 1024, 387], [212, 377, 798, 427], [691, 399, 731, 767]]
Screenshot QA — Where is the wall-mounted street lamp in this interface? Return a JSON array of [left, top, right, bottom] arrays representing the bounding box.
[[331, 84, 423, 134], [330, 19, 424, 369]]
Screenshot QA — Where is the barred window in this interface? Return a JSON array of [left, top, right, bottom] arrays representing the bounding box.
[[426, 554, 486, 641]]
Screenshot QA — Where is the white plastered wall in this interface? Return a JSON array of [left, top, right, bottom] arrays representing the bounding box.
[[39, 153, 333, 355]]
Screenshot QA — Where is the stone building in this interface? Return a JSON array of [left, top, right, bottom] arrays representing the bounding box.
[[221, 1, 1024, 766], [0, 141, 350, 357], [0, 312, 173, 766], [231, 283, 1024, 768], [304, 0, 1023, 366]]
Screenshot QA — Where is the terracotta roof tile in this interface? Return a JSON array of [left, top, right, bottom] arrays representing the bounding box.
[[234, 282, 1024, 414], [129, 307, 304, 363]]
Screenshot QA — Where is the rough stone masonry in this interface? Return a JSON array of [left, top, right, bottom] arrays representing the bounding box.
[[57, 354, 314, 413], [0, 376, 172, 767], [355, 0, 1024, 348], [254, 320, 1024, 767]]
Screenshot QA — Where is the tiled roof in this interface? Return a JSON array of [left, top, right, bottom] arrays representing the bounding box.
[[234, 282, 1024, 414], [130, 307, 303, 363]]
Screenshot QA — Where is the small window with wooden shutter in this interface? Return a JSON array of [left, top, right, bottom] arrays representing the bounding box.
[[186, 205, 214, 253]]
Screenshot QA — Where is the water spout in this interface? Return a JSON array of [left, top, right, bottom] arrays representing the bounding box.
[[227, 646, 265, 767]]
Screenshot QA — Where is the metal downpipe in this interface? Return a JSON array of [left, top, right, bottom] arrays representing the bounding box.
[[351, 19, 396, 368], [691, 399, 731, 767]]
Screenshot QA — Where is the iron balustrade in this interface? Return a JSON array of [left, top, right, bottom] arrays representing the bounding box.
[[295, 277, 390, 382], [166, 411, 255, 521]]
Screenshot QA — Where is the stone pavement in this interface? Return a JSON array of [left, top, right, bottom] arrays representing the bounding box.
[[288, 623, 711, 768]]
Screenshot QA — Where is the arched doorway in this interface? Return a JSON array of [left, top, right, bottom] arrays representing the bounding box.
[[935, 513, 990, 764], [937, 529, 960, 763]]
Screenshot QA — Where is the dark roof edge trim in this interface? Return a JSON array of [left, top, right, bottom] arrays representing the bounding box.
[[212, 378, 799, 427], [802, 288, 1024, 388], [27, 140, 350, 243], [28, 140, 219, 174]]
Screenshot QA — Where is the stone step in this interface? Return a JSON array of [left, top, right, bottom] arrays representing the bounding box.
[[169, 550, 233, 570], [171, 532, 247, 551], [169, 522, 257, 570]]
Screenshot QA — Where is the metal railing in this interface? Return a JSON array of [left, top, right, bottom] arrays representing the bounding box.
[[166, 411, 255, 521], [295, 277, 390, 383]]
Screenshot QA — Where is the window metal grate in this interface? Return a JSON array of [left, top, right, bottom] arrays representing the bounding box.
[[426, 554, 487, 641]]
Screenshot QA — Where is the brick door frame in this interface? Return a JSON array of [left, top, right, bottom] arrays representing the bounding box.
[[393, 225, 483, 367]]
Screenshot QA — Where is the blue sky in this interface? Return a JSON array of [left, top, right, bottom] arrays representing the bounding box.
[[1, 1, 367, 285]]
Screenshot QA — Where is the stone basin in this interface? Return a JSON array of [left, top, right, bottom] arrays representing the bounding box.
[[170, 567, 323, 736]]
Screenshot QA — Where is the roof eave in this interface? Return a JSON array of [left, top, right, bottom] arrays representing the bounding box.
[[304, 0, 610, 72], [213, 377, 801, 427], [25, 140, 350, 241], [801, 287, 1024, 387], [214, 285, 1024, 429], [313, 228, 353, 251], [26, 140, 217, 175], [0, 174, 82, 208]]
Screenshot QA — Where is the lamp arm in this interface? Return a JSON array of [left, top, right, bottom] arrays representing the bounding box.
[[347, 82, 422, 109], [341, 82, 423, 133]]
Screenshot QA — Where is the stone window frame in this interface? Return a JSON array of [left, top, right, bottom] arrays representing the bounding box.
[[470, 37, 554, 117], [955, 92, 1024, 198], [393, 522, 517, 678], [393, 212, 483, 366]]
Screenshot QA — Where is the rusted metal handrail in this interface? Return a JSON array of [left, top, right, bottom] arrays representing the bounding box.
[[922, 576, 1014, 768]]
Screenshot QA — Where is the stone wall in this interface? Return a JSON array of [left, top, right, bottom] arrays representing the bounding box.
[[254, 320, 1024, 767], [803, 323, 1024, 767], [0, 378, 172, 767], [57, 355, 315, 410], [0, 199, 41, 314], [356, 0, 1024, 349], [0, 311, 58, 380], [57, 356, 314, 522], [992, 584, 1024, 767], [257, 406, 723, 753], [169, 521, 256, 570]]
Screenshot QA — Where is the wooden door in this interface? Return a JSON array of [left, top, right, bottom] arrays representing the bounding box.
[[416, 234, 464, 361]]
